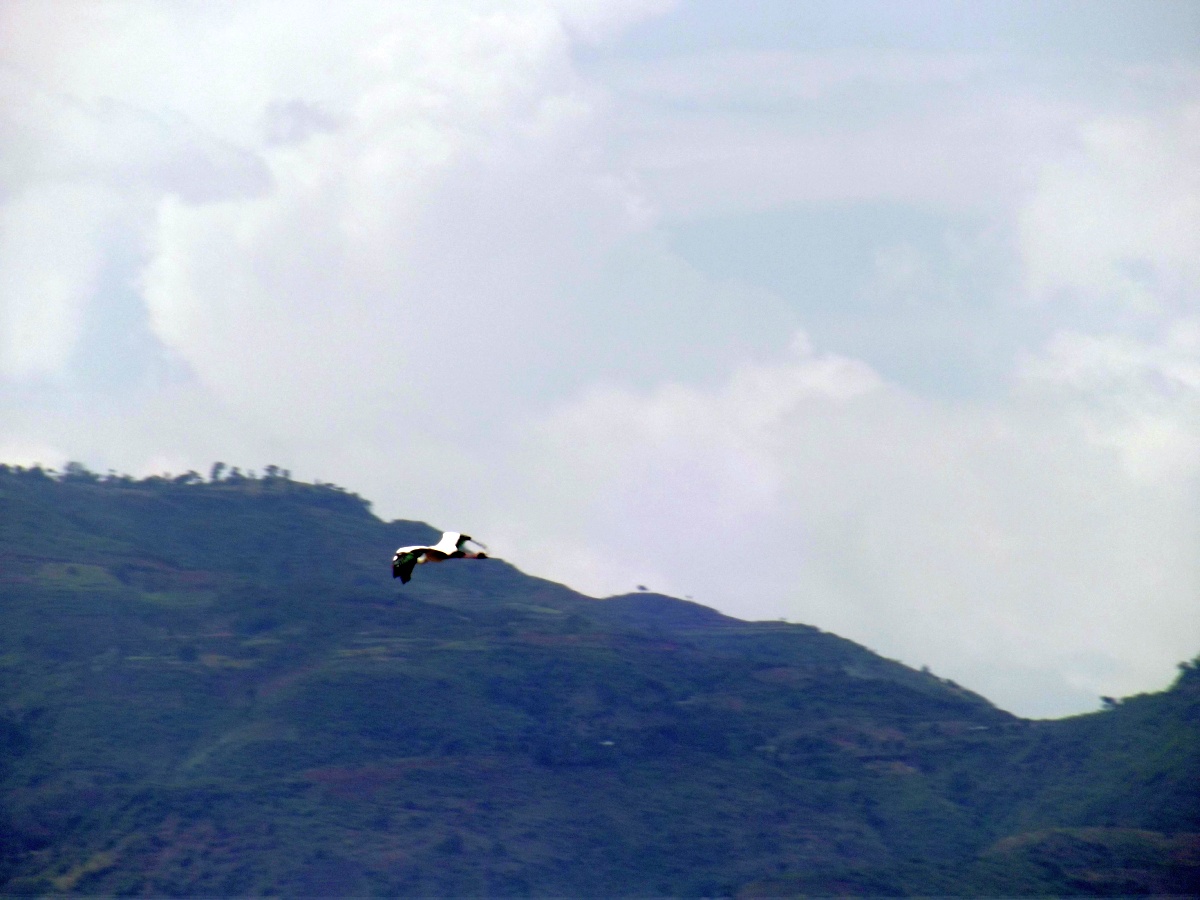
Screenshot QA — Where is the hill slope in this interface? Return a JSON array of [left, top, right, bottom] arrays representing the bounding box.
[[0, 465, 1196, 896]]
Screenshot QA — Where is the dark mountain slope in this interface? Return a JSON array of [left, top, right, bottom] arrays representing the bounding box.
[[0, 465, 1195, 896]]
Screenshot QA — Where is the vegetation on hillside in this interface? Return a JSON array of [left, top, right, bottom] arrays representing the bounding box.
[[1, 464, 1196, 896]]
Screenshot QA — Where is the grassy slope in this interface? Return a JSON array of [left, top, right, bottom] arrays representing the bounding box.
[[0, 467, 1196, 897]]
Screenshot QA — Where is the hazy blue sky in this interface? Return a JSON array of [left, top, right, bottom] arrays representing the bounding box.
[[1, 0, 1197, 717]]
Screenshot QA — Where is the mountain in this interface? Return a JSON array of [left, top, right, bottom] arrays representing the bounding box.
[[1, 464, 1197, 897]]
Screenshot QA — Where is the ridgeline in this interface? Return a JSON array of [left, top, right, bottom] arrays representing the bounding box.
[[1, 464, 1197, 896]]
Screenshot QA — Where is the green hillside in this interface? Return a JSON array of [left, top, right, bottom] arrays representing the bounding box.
[[0, 464, 1196, 897]]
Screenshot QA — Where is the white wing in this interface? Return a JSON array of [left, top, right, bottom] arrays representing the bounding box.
[[431, 531, 462, 555], [394, 532, 476, 562]]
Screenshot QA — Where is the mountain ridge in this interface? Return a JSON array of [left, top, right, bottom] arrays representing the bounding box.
[[0, 463, 1196, 896]]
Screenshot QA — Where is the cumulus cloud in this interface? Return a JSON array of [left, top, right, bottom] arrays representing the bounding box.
[[508, 326, 1199, 718], [0, 183, 113, 379], [1, 0, 669, 393], [1020, 322, 1200, 486], [124, 0, 675, 442], [1020, 105, 1200, 316]]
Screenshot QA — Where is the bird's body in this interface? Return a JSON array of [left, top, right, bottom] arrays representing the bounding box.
[[392, 532, 488, 583]]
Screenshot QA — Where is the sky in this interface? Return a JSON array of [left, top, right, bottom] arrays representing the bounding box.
[[1, 0, 1197, 718]]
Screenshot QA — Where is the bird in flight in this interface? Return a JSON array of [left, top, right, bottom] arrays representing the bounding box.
[[392, 532, 488, 583]]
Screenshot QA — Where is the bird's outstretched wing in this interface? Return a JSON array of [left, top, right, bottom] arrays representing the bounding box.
[[392, 550, 420, 583]]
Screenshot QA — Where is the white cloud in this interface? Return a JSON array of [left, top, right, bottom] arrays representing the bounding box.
[[121, 2, 673, 435], [0, 184, 114, 380], [1019, 322, 1200, 485], [1, 0, 669, 394], [1019, 106, 1200, 314], [558, 0, 679, 43], [503, 329, 1200, 718], [589, 49, 1114, 218]]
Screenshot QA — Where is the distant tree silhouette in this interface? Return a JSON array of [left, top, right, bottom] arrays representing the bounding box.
[[62, 461, 99, 483]]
